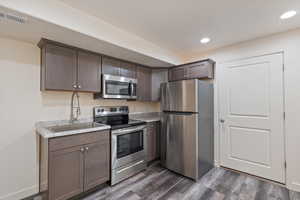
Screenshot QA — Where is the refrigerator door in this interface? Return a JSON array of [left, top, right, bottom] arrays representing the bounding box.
[[161, 112, 198, 180], [161, 80, 198, 112]]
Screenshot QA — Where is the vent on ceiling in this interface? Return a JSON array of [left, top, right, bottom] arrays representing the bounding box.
[[5, 13, 27, 24]]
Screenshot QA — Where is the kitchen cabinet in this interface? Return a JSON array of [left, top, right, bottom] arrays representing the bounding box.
[[151, 69, 168, 101], [102, 57, 121, 76], [137, 66, 152, 101], [49, 145, 84, 200], [84, 141, 110, 191], [40, 130, 110, 200], [120, 61, 137, 78], [168, 60, 214, 81], [77, 51, 102, 92], [137, 68, 167, 102], [102, 56, 137, 78], [40, 43, 77, 91], [147, 121, 160, 162], [185, 61, 214, 79], [168, 66, 187, 82], [39, 39, 102, 93]]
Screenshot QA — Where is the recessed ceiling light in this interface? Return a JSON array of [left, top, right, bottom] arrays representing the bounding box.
[[280, 10, 297, 19], [200, 37, 211, 44]]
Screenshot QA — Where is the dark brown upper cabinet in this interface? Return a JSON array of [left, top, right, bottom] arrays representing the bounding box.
[[102, 56, 137, 78], [39, 39, 102, 93], [168, 59, 214, 82], [77, 51, 102, 92], [41, 43, 77, 91], [168, 66, 187, 82], [137, 66, 152, 101], [102, 57, 120, 76], [120, 61, 137, 78], [151, 69, 168, 101]]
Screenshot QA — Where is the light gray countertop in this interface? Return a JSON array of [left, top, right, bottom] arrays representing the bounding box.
[[130, 112, 161, 123], [36, 118, 111, 139]]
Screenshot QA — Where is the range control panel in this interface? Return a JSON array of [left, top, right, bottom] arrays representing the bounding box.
[[94, 106, 129, 117]]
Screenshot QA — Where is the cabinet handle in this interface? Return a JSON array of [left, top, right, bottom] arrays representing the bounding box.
[[80, 148, 85, 152], [73, 84, 77, 89], [220, 119, 225, 123], [78, 84, 82, 89], [85, 147, 89, 151]]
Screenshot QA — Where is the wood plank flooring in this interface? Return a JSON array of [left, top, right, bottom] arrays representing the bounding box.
[[33, 162, 300, 200]]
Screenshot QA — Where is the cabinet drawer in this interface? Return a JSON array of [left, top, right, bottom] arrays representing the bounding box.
[[49, 131, 109, 152]]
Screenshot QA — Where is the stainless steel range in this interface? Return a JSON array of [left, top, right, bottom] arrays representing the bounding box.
[[93, 106, 147, 185]]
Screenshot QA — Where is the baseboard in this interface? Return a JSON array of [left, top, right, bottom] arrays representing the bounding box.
[[0, 185, 38, 200], [287, 181, 300, 193]]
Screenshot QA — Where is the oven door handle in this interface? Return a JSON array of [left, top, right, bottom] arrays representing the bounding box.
[[112, 125, 146, 135]]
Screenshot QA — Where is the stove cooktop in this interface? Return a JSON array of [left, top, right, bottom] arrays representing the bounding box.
[[93, 106, 146, 130]]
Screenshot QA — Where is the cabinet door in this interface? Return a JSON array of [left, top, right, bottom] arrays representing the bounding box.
[[43, 44, 77, 91], [186, 61, 214, 79], [151, 69, 168, 101], [49, 146, 84, 200], [84, 140, 110, 191], [147, 122, 159, 162], [168, 66, 186, 82], [137, 66, 152, 101], [77, 51, 101, 92], [102, 57, 120, 76], [120, 61, 137, 78]]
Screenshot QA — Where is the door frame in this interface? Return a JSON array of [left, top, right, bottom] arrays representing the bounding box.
[[214, 52, 286, 182]]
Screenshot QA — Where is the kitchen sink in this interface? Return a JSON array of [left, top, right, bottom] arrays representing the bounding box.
[[47, 122, 105, 133]]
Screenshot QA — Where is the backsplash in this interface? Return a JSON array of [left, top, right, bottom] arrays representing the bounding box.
[[40, 91, 160, 121]]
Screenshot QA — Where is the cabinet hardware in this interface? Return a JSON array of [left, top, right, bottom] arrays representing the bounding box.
[[80, 148, 85, 152], [220, 119, 225, 123], [78, 84, 82, 89], [73, 84, 77, 89], [85, 147, 89, 151]]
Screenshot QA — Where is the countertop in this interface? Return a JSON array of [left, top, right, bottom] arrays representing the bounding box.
[[36, 118, 111, 139], [130, 112, 161, 123]]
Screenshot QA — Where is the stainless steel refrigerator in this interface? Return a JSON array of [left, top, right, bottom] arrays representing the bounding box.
[[160, 79, 214, 180]]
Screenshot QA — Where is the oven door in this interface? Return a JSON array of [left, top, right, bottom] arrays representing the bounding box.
[[103, 74, 137, 99], [111, 125, 147, 170]]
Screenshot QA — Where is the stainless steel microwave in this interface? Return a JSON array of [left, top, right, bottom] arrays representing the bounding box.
[[102, 74, 137, 99]]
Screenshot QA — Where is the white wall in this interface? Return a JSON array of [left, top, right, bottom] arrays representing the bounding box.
[[0, 36, 159, 200], [184, 28, 300, 192]]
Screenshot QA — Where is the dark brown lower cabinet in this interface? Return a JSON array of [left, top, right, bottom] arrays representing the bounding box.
[[40, 131, 110, 200], [147, 122, 160, 162], [84, 141, 110, 191], [49, 146, 84, 200]]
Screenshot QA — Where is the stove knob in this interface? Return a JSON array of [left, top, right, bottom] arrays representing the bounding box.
[[110, 108, 117, 112]]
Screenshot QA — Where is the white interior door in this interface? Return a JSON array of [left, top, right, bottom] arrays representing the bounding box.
[[219, 53, 285, 183]]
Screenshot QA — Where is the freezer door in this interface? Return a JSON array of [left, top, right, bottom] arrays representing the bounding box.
[[162, 112, 198, 179], [161, 80, 198, 112]]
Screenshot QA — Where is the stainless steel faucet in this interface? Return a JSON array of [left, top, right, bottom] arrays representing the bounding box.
[[70, 91, 81, 122]]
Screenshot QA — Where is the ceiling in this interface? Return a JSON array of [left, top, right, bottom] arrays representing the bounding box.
[[0, 6, 176, 67], [59, 0, 300, 59]]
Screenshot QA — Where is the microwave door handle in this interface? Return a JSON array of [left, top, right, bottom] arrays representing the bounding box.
[[128, 83, 132, 96], [129, 82, 134, 97]]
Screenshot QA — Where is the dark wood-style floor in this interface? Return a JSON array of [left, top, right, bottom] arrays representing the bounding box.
[[33, 162, 300, 200]]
